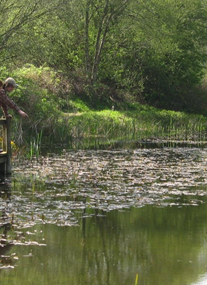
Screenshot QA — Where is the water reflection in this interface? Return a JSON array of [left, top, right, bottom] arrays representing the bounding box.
[[1, 204, 207, 284], [0, 177, 14, 268], [0, 177, 45, 270], [0, 148, 207, 284], [193, 274, 207, 285]]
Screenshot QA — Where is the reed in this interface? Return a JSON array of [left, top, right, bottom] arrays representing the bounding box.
[[135, 273, 139, 285], [56, 110, 207, 149], [28, 131, 43, 160], [19, 108, 207, 151]]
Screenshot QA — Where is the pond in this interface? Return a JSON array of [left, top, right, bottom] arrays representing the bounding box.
[[1, 147, 207, 285]]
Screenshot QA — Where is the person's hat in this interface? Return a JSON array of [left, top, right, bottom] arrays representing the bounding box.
[[5, 77, 18, 87]]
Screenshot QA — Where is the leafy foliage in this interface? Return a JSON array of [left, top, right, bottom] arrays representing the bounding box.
[[0, 0, 206, 131]]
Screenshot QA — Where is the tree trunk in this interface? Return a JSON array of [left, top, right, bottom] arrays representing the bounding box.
[[90, 0, 130, 83], [85, 0, 91, 78], [91, 0, 109, 83]]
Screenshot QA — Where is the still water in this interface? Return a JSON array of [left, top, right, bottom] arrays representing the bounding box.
[[1, 147, 207, 285]]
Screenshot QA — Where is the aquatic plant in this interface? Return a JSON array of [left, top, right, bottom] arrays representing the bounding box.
[[6, 88, 207, 151], [135, 274, 139, 285], [28, 131, 43, 160], [56, 109, 207, 149]]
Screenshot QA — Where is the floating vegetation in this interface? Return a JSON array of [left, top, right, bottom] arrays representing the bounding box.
[[0, 227, 46, 270], [6, 147, 207, 229], [1, 147, 207, 277]]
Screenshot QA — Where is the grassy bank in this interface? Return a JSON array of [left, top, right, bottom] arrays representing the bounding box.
[[1, 65, 206, 151], [41, 107, 207, 150]]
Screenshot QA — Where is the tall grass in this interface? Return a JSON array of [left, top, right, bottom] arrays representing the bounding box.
[[28, 131, 43, 159], [40, 109, 207, 149]]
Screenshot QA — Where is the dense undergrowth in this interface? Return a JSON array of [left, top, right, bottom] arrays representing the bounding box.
[[1, 65, 207, 152]]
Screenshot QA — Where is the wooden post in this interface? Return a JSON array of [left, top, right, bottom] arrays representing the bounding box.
[[2, 119, 7, 153], [0, 118, 12, 175], [6, 118, 11, 174]]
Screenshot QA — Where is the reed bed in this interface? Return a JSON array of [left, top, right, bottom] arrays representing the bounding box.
[[40, 109, 207, 150]]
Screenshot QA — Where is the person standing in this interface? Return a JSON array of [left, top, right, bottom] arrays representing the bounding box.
[[0, 77, 28, 119]]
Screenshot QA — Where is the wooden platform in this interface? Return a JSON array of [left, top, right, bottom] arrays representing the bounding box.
[[0, 118, 11, 174]]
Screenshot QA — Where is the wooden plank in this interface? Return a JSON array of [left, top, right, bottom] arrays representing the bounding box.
[[0, 119, 6, 126], [0, 118, 12, 174]]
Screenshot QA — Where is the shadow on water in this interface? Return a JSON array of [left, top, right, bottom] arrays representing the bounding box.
[[0, 176, 46, 270], [0, 176, 15, 269]]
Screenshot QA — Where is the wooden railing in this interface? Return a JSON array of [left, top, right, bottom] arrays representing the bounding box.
[[0, 118, 11, 174]]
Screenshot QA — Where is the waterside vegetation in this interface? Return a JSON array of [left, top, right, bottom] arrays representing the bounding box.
[[0, 0, 207, 151], [3, 65, 207, 153]]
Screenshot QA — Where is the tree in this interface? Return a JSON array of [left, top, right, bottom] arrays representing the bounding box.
[[51, 0, 131, 83], [0, 0, 55, 64], [2, 0, 207, 111], [84, 0, 131, 83], [114, 0, 207, 108]]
